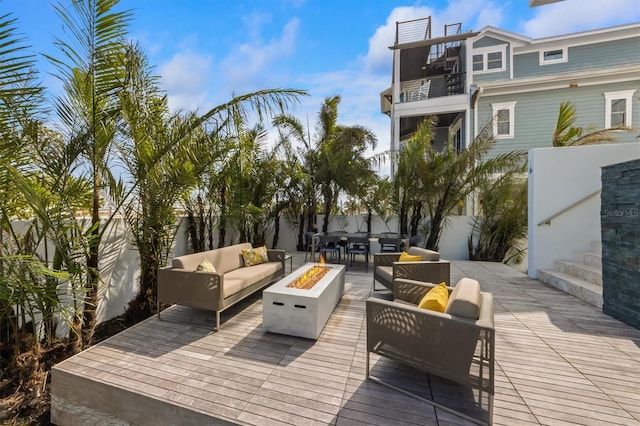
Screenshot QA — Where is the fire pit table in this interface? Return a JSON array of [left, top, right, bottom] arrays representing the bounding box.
[[263, 262, 345, 339]]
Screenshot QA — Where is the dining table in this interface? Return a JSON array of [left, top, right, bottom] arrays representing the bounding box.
[[309, 232, 408, 262]]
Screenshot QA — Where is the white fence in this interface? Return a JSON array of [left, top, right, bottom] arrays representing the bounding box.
[[6, 213, 499, 327]]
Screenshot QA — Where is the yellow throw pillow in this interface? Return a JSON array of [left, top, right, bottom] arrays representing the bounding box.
[[399, 251, 422, 262], [196, 259, 216, 273], [242, 246, 269, 266], [418, 282, 449, 312]]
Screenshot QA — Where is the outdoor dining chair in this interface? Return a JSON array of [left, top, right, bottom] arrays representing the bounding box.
[[318, 234, 342, 263], [346, 235, 370, 272], [378, 236, 402, 253], [304, 232, 320, 262]]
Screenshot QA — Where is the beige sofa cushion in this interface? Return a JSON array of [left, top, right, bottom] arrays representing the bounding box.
[[223, 262, 282, 298], [172, 251, 208, 271], [376, 265, 393, 283], [407, 246, 440, 261], [207, 243, 252, 274], [445, 278, 482, 319], [172, 243, 253, 274]]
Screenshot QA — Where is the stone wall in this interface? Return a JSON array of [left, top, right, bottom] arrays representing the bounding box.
[[601, 159, 640, 329]]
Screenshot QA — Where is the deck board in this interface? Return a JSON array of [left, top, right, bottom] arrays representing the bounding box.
[[51, 256, 640, 425]]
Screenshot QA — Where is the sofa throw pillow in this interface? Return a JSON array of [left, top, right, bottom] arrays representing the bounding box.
[[399, 251, 422, 262], [196, 259, 216, 273], [418, 282, 449, 312], [242, 246, 269, 266]]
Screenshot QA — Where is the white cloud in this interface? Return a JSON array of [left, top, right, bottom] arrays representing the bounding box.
[[522, 0, 640, 37], [364, 6, 433, 74], [221, 18, 300, 92], [158, 51, 212, 112], [364, 2, 505, 74]]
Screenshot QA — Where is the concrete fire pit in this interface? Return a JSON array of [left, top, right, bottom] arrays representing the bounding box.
[[262, 262, 345, 339]]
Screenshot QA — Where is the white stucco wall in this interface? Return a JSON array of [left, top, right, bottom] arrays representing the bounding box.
[[7, 212, 491, 332], [528, 142, 640, 279], [267, 214, 475, 261]]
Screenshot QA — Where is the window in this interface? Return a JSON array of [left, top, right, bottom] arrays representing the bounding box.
[[604, 90, 635, 128], [487, 52, 503, 70], [472, 45, 507, 73], [491, 102, 517, 138], [473, 54, 483, 71], [539, 47, 567, 65]]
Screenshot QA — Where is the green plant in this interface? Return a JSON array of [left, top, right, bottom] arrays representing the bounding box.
[[47, 0, 132, 349], [468, 172, 528, 263], [552, 100, 629, 147], [274, 95, 377, 234], [394, 117, 525, 250]]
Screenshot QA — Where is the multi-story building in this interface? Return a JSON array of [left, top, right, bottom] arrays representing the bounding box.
[[381, 17, 640, 177]]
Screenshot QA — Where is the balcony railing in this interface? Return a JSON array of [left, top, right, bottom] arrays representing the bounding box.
[[398, 73, 466, 102]]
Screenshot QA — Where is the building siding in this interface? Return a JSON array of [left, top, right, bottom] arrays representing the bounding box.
[[476, 81, 640, 158], [473, 36, 506, 48], [472, 39, 511, 84], [514, 37, 640, 78]]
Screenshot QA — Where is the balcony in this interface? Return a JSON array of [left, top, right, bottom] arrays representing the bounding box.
[[399, 73, 466, 103]]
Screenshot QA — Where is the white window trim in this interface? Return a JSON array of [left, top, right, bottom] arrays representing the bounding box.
[[473, 45, 507, 74], [491, 101, 517, 139], [539, 47, 568, 65], [604, 89, 635, 128]]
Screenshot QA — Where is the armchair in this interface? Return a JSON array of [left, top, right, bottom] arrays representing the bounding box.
[[373, 246, 450, 291], [366, 278, 495, 425]]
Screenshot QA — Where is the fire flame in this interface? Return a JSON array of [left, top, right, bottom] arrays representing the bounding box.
[[287, 261, 331, 290], [319, 254, 325, 265]]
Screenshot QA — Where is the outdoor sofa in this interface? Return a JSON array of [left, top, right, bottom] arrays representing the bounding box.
[[157, 242, 285, 330], [366, 277, 495, 424], [372, 246, 450, 291]]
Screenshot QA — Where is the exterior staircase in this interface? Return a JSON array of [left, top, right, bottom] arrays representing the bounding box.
[[538, 241, 602, 308]]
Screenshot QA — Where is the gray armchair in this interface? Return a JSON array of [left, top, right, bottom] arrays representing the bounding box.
[[372, 246, 450, 291], [366, 277, 495, 424]]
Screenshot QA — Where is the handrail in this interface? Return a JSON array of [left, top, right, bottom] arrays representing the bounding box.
[[537, 188, 602, 226]]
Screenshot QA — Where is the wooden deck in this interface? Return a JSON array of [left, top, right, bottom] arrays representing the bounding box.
[[51, 254, 640, 425]]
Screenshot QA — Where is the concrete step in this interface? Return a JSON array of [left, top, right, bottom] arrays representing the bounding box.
[[554, 260, 602, 286], [538, 269, 603, 309], [573, 250, 602, 268], [591, 241, 602, 254]]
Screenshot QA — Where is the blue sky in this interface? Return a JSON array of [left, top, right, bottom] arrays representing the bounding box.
[[7, 0, 640, 175]]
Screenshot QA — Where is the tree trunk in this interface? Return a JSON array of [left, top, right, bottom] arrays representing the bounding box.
[[367, 208, 372, 233], [410, 202, 422, 237], [272, 212, 280, 249], [425, 207, 444, 250], [399, 197, 408, 235], [218, 185, 227, 248], [80, 184, 101, 349], [186, 207, 198, 251], [297, 212, 305, 251], [197, 195, 205, 252], [207, 209, 214, 250], [321, 187, 332, 233]]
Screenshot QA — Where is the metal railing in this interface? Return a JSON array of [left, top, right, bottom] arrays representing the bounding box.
[[537, 188, 602, 226], [395, 17, 431, 45], [399, 73, 466, 102]]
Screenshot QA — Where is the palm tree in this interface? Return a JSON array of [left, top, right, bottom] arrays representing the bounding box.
[[468, 170, 528, 263], [392, 124, 430, 236], [272, 112, 319, 247], [117, 43, 306, 318], [552, 100, 630, 147], [397, 117, 525, 250], [47, 0, 131, 349], [275, 95, 377, 233], [315, 96, 377, 232]]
